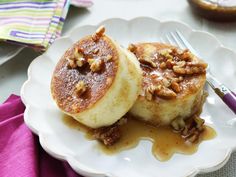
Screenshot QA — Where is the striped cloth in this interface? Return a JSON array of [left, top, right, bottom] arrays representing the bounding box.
[[0, 0, 91, 51]]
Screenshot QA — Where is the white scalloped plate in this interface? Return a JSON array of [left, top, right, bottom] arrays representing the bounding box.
[[21, 17, 236, 177]]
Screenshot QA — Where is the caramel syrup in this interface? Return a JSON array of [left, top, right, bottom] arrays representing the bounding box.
[[63, 115, 216, 161]]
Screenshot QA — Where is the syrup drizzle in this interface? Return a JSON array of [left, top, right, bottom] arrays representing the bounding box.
[[63, 115, 216, 161]]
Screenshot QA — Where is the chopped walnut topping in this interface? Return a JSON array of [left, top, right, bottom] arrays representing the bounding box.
[[90, 59, 103, 72], [155, 86, 177, 99], [171, 76, 183, 83], [76, 81, 87, 96], [92, 117, 127, 146], [145, 85, 156, 101], [128, 44, 137, 53], [171, 82, 181, 93], [171, 48, 183, 55], [76, 58, 86, 67], [187, 66, 206, 75], [139, 57, 157, 68], [173, 66, 186, 74], [68, 59, 77, 69], [159, 49, 172, 58], [193, 115, 205, 131], [176, 61, 186, 67], [105, 54, 112, 62], [178, 76, 184, 82], [160, 62, 166, 69], [74, 48, 84, 59], [173, 62, 206, 75], [181, 115, 205, 143], [93, 125, 121, 146], [186, 61, 207, 67], [180, 49, 192, 61], [166, 59, 175, 69], [171, 117, 185, 131], [92, 26, 105, 41], [162, 78, 171, 88], [93, 48, 99, 54], [187, 133, 199, 143], [87, 58, 95, 65], [185, 67, 192, 75], [67, 48, 87, 68], [193, 66, 200, 73], [151, 74, 158, 79]]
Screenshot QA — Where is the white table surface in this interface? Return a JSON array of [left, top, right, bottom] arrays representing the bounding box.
[[0, 0, 236, 176]]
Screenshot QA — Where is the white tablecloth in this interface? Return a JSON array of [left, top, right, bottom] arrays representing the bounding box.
[[0, 0, 236, 176]]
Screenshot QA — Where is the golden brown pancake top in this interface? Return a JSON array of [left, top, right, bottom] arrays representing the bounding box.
[[129, 43, 207, 101], [51, 35, 119, 114]]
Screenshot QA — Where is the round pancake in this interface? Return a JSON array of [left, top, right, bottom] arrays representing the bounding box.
[[51, 27, 142, 128], [129, 43, 207, 126]]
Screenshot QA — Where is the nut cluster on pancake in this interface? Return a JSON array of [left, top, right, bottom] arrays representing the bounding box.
[[67, 27, 110, 75], [129, 44, 207, 101]]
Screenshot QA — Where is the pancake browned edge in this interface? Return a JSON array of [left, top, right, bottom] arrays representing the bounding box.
[[51, 27, 142, 134], [128, 43, 208, 135]]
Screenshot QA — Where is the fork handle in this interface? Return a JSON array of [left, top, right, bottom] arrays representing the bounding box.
[[216, 85, 236, 114], [212, 84, 236, 114], [207, 73, 236, 114]]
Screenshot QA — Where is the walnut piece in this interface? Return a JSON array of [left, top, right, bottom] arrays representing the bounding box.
[[171, 117, 185, 131], [187, 61, 208, 68], [171, 76, 183, 83], [74, 48, 84, 59], [166, 59, 175, 69], [93, 48, 99, 54], [90, 59, 103, 72], [92, 26, 105, 41], [93, 124, 121, 146], [162, 78, 171, 88], [186, 66, 206, 75], [76, 58, 86, 67], [178, 76, 184, 82], [193, 115, 205, 131], [160, 62, 167, 69], [68, 48, 86, 68], [171, 81, 181, 93], [76, 81, 87, 96], [180, 49, 193, 61], [105, 54, 112, 62], [87, 58, 95, 65], [139, 57, 157, 68], [176, 61, 186, 67], [145, 79, 179, 100], [128, 44, 137, 53], [181, 115, 205, 143], [145, 85, 156, 101], [68, 59, 77, 69], [159, 49, 173, 59], [154, 86, 177, 99], [173, 65, 186, 74]]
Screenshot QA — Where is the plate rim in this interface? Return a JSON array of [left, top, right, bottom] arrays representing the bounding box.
[[21, 16, 236, 177]]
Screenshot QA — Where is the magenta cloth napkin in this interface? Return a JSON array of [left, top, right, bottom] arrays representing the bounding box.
[[0, 95, 82, 177]]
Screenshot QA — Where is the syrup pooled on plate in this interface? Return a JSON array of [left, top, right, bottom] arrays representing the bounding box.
[[63, 115, 216, 161]]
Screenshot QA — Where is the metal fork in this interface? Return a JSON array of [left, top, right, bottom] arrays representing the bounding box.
[[163, 30, 236, 114]]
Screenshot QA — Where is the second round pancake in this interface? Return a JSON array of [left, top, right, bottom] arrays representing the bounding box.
[[129, 43, 207, 126]]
